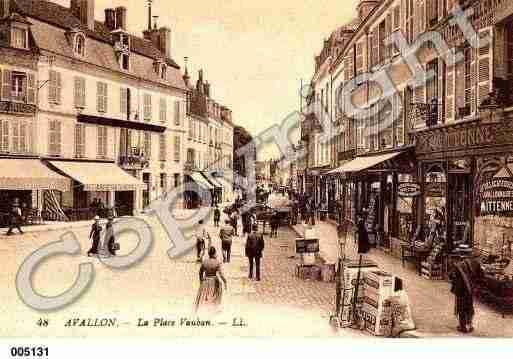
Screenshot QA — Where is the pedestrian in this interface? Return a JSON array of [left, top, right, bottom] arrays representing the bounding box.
[[270, 210, 280, 238], [213, 205, 221, 227], [220, 221, 234, 263], [242, 210, 252, 236], [104, 217, 119, 257], [356, 213, 370, 254], [195, 220, 206, 262], [195, 246, 228, 313], [6, 198, 24, 236], [87, 216, 102, 257], [449, 257, 484, 333], [245, 229, 265, 281], [230, 209, 239, 236]]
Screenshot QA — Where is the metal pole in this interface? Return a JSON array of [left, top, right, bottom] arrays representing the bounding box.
[[351, 253, 363, 327]]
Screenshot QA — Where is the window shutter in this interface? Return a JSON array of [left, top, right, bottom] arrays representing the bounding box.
[[159, 134, 166, 162], [56, 121, 61, 155], [48, 70, 55, 103], [386, 14, 392, 58], [56, 72, 62, 104], [20, 121, 27, 153], [74, 77, 80, 107], [470, 43, 477, 115], [121, 88, 128, 115], [160, 98, 167, 124], [103, 83, 108, 113], [12, 120, 19, 153], [174, 135, 180, 162], [2, 69, 11, 101], [477, 27, 493, 111], [96, 82, 102, 112], [446, 65, 455, 121], [455, 60, 465, 116], [27, 73, 36, 104], [174, 100, 181, 126], [0, 120, 7, 152], [371, 29, 379, 68]]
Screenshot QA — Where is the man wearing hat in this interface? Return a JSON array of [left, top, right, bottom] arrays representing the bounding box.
[[6, 198, 24, 236]]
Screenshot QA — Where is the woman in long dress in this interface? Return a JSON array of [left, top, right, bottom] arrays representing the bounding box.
[[195, 247, 227, 312]]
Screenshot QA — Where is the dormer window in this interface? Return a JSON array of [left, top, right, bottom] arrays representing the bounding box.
[[12, 27, 28, 50], [74, 34, 86, 57]]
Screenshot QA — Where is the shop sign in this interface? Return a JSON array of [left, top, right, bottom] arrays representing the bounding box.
[[415, 121, 508, 154], [295, 239, 319, 254], [398, 183, 421, 197], [425, 182, 445, 197], [479, 178, 513, 215]]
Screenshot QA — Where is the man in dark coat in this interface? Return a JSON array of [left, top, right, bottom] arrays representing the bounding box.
[[6, 198, 24, 235], [245, 231, 265, 281], [450, 257, 484, 333], [213, 205, 221, 228], [87, 216, 102, 256], [356, 213, 370, 254]]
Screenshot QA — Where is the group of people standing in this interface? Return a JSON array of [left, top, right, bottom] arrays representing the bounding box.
[[87, 216, 119, 257], [195, 202, 265, 312]]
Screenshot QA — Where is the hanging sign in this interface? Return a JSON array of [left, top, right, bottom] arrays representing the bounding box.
[[398, 183, 421, 197], [480, 178, 513, 215]]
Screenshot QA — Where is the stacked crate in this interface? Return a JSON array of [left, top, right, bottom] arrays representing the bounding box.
[[339, 262, 379, 328], [361, 271, 395, 336]]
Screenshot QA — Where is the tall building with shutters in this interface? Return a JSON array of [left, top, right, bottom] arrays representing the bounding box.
[[301, 0, 513, 258], [183, 68, 234, 209], [0, 0, 189, 217]]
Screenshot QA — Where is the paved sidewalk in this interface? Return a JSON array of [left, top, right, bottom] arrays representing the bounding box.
[[291, 220, 513, 338]]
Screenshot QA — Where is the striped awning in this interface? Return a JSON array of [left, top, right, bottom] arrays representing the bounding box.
[[202, 172, 223, 188], [0, 159, 70, 192], [49, 161, 144, 192], [190, 172, 214, 190]]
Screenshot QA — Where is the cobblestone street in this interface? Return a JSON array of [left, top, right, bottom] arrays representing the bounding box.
[[0, 209, 364, 338]]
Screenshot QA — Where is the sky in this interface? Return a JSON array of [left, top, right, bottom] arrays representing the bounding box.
[[54, 0, 359, 159]]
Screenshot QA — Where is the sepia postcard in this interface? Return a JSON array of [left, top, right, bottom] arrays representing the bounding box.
[[1, 0, 513, 356]]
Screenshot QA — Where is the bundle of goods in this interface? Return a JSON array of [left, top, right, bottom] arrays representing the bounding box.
[[360, 271, 395, 336], [426, 243, 444, 264], [321, 263, 336, 283], [421, 261, 444, 280], [296, 264, 321, 280], [338, 261, 378, 328], [386, 290, 416, 337]]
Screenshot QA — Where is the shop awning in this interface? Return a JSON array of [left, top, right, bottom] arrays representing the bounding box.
[[190, 172, 214, 190], [328, 151, 404, 175], [0, 159, 70, 192], [201, 172, 222, 188], [49, 161, 144, 191]]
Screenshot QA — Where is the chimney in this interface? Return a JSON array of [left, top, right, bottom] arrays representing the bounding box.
[[157, 26, 171, 58], [196, 70, 204, 94], [357, 0, 380, 22], [70, 0, 95, 31], [115, 7, 127, 30], [104, 8, 115, 30], [204, 81, 211, 98], [0, 0, 10, 19]]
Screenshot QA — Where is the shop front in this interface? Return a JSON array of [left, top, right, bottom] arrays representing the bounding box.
[[184, 172, 214, 209], [329, 148, 417, 250], [413, 116, 513, 284], [0, 158, 71, 225], [48, 160, 145, 219]]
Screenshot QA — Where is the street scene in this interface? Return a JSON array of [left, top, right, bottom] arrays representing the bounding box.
[[1, 0, 513, 345]]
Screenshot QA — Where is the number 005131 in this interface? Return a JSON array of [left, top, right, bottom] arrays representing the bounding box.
[[10, 347, 49, 357]]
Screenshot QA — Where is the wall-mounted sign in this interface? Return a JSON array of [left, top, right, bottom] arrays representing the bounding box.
[[398, 183, 421, 197], [479, 178, 513, 215], [295, 239, 319, 254]]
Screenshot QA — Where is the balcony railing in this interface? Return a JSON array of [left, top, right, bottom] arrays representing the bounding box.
[[119, 147, 149, 169]]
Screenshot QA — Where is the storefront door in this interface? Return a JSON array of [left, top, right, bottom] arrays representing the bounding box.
[[447, 173, 473, 251]]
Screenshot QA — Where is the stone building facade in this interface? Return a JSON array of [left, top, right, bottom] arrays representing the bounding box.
[[300, 0, 513, 256]]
